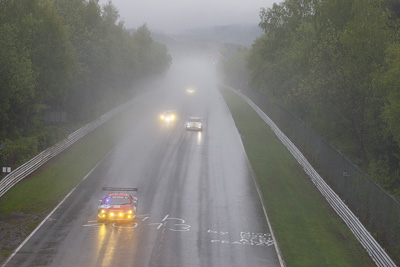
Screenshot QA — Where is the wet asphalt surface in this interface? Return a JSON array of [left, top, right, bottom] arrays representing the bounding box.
[[4, 57, 281, 267]]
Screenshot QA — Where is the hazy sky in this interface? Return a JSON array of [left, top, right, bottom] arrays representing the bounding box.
[[99, 0, 277, 33]]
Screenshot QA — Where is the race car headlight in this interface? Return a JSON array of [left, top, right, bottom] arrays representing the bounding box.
[[118, 212, 124, 217], [127, 210, 133, 214], [100, 209, 106, 214], [109, 212, 115, 217]]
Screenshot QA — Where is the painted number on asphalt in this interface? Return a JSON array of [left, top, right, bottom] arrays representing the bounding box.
[[83, 214, 191, 232], [208, 230, 274, 246]]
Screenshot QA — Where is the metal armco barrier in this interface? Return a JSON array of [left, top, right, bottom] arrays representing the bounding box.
[[0, 96, 140, 199], [227, 86, 396, 267]]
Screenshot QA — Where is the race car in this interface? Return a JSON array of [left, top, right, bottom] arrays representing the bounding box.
[[97, 187, 138, 223], [160, 110, 177, 122], [185, 116, 203, 131]]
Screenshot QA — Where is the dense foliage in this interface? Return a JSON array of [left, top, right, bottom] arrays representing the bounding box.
[[222, 0, 400, 199], [219, 44, 250, 90], [0, 0, 171, 169]]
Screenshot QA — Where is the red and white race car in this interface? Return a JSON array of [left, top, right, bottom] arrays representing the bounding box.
[[97, 187, 138, 223]]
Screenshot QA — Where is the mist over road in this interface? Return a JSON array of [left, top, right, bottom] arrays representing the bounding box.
[[4, 56, 280, 267]]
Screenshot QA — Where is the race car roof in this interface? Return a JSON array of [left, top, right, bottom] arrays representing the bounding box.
[[106, 193, 131, 198], [188, 116, 202, 121]]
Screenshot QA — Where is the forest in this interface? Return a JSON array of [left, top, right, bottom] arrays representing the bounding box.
[[0, 0, 171, 170], [221, 0, 400, 200]]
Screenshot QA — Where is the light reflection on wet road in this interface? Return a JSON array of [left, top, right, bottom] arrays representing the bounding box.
[[4, 57, 281, 267]]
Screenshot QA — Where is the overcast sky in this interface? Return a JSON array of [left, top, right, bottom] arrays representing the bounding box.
[[99, 0, 277, 33]]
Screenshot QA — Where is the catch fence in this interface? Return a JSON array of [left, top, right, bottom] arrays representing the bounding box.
[[0, 96, 142, 199], [244, 88, 400, 265]]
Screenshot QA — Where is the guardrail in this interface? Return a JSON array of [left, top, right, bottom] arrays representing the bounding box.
[[0, 97, 139, 199], [227, 87, 396, 267]]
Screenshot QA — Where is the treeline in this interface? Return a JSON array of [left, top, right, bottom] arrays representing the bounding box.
[[222, 0, 400, 199], [0, 0, 171, 169]]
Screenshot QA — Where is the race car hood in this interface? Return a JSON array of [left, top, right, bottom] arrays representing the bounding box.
[[99, 204, 132, 211]]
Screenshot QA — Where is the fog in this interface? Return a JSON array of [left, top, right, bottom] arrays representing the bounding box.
[[100, 0, 277, 33], [146, 53, 220, 116]]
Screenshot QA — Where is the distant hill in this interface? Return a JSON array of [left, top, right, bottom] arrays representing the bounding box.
[[149, 24, 263, 48], [182, 24, 263, 46]]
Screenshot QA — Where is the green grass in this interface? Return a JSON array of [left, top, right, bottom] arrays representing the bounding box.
[[0, 103, 142, 215], [0, 110, 137, 263], [219, 87, 374, 266], [0, 87, 376, 266]]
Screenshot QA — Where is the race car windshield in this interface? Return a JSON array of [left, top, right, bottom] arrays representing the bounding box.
[[105, 197, 130, 205]]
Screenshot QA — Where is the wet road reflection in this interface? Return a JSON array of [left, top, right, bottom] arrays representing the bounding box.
[[4, 57, 280, 267]]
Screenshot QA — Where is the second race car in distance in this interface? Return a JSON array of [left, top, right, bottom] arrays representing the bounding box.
[[160, 110, 177, 122], [185, 116, 203, 131], [97, 187, 138, 223]]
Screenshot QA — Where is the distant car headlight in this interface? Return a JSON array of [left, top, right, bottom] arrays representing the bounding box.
[[100, 209, 106, 214]]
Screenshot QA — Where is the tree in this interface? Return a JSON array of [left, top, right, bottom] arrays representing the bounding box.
[[0, 22, 35, 139], [247, 0, 400, 196], [220, 46, 250, 90]]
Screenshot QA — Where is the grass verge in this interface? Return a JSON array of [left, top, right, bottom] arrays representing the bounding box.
[[0, 100, 145, 262], [0, 114, 131, 215], [219, 87, 375, 266]]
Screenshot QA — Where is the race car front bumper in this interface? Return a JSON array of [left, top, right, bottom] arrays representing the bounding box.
[[186, 123, 202, 130], [98, 210, 136, 222]]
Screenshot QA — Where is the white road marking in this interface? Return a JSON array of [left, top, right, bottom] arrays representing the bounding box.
[[148, 223, 164, 230], [169, 224, 191, 232], [112, 223, 138, 228], [1, 158, 106, 267]]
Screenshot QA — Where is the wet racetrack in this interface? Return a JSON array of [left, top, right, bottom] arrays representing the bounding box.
[[4, 56, 281, 267]]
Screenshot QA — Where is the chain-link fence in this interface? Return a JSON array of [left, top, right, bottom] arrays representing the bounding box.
[[246, 89, 400, 263]]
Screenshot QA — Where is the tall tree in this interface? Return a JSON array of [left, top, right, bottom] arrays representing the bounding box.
[[0, 22, 35, 139], [246, 0, 400, 195]]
